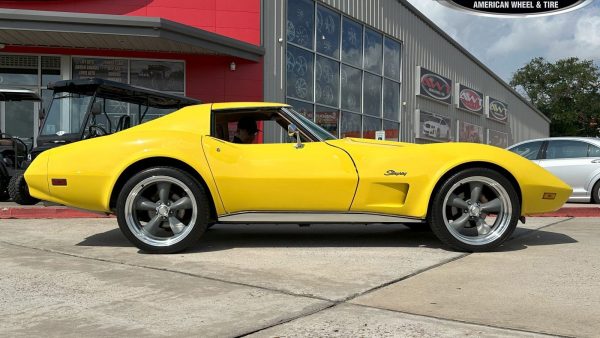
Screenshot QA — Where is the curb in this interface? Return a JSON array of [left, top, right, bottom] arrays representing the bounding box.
[[0, 206, 113, 219], [1, 206, 599, 219]]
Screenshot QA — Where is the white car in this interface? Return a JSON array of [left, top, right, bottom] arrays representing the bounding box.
[[423, 118, 450, 139], [508, 137, 600, 203]]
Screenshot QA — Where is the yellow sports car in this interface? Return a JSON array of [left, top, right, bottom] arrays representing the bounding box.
[[24, 103, 571, 253]]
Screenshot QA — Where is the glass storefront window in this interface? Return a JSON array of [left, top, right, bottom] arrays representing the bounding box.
[[341, 65, 361, 113], [287, 45, 314, 101], [384, 38, 401, 81], [364, 28, 383, 75], [287, 0, 314, 49], [316, 56, 339, 107], [316, 5, 340, 58], [130, 60, 184, 92], [383, 79, 400, 121], [72, 57, 128, 83], [287, 98, 314, 120], [42, 56, 61, 87], [315, 106, 339, 136], [0, 55, 38, 86], [363, 116, 382, 139], [341, 111, 361, 138], [363, 73, 382, 117], [286, 1, 402, 140], [342, 18, 363, 68], [383, 120, 400, 141]]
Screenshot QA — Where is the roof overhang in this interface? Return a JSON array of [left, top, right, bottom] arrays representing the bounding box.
[[0, 9, 264, 62]]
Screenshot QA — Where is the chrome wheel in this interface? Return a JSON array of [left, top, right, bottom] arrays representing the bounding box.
[[441, 176, 512, 246], [124, 175, 198, 247]]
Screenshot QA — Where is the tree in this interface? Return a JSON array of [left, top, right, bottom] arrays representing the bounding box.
[[510, 57, 600, 136]]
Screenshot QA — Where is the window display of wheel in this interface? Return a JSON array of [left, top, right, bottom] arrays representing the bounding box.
[[427, 168, 520, 252], [116, 167, 210, 254], [8, 172, 40, 205]]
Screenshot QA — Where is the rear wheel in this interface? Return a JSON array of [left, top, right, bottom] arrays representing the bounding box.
[[8, 172, 40, 205], [0, 177, 9, 201], [116, 167, 209, 254], [427, 168, 520, 252]]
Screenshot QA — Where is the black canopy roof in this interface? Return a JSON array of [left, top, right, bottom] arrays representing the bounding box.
[[49, 78, 201, 109]]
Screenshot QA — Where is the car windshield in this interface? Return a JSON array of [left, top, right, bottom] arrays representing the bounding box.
[[284, 107, 337, 141], [40, 92, 93, 136]]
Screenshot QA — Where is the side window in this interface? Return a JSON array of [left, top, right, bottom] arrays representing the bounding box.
[[211, 109, 310, 144], [588, 144, 600, 157], [509, 141, 543, 160], [545, 140, 588, 159]]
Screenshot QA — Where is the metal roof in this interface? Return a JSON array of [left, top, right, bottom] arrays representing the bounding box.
[[0, 9, 264, 61]]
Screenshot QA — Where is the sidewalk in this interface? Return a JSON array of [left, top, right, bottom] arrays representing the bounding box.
[[1, 201, 599, 219]]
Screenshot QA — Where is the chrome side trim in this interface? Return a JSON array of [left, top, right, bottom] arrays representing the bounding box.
[[218, 212, 424, 224]]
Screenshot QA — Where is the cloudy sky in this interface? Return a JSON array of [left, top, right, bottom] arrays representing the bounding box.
[[405, 0, 600, 82]]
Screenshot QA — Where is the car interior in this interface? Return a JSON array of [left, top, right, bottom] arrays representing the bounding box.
[[211, 108, 312, 144]]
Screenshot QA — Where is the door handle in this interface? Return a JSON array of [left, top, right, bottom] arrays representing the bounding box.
[[592, 159, 600, 163]]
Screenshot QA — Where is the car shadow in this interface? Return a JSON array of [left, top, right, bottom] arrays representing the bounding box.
[[76, 223, 577, 254]]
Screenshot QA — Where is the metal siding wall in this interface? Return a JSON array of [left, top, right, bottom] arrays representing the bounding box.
[[263, 0, 548, 145]]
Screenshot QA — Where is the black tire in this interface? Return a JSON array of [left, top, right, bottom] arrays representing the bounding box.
[[8, 172, 40, 205], [116, 167, 209, 254], [427, 168, 520, 252], [592, 180, 600, 204]]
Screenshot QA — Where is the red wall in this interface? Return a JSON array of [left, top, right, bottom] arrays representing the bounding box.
[[4, 46, 263, 103], [0, 0, 261, 45]]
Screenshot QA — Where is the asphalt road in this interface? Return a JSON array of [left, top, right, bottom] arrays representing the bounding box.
[[0, 217, 598, 337]]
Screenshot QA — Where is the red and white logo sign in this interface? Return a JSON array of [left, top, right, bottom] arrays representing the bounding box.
[[459, 88, 483, 112], [421, 73, 451, 101]]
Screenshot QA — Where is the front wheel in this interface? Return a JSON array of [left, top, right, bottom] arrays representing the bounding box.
[[116, 167, 209, 254], [592, 180, 600, 204], [427, 168, 520, 252], [8, 172, 40, 205]]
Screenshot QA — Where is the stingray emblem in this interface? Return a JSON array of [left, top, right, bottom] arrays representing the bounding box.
[[384, 170, 407, 176]]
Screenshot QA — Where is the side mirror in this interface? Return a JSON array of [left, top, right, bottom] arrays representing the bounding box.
[[90, 102, 102, 116], [287, 124, 304, 149]]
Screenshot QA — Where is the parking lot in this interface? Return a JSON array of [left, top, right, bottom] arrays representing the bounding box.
[[0, 217, 598, 337]]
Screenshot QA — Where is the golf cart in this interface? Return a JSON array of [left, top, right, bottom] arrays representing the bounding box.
[[0, 88, 41, 200], [9, 78, 201, 205]]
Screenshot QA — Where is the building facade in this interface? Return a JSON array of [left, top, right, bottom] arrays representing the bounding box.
[[0, 0, 549, 148]]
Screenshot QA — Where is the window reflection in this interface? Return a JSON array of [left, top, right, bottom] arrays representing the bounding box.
[[316, 106, 339, 137], [363, 116, 382, 139], [287, 45, 314, 101], [341, 111, 361, 138], [342, 18, 363, 67], [316, 5, 340, 58], [316, 56, 339, 107], [383, 79, 400, 120], [384, 38, 401, 81], [287, 0, 314, 49], [364, 29, 383, 74], [363, 73, 382, 117]]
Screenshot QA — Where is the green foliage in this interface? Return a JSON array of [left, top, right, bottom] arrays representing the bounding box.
[[510, 57, 600, 137]]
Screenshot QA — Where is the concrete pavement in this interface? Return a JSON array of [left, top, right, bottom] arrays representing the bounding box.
[[0, 217, 597, 337]]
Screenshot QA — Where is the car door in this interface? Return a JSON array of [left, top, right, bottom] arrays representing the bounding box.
[[538, 140, 600, 199], [202, 137, 358, 214]]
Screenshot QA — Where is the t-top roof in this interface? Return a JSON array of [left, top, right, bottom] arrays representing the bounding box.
[[49, 78, 201, 109]]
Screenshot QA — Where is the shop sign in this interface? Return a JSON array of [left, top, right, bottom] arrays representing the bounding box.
[[437, 0, 593, 17], [486, 96, 509, 123], [456, 84, 484, 114], [417, 67, 452, 104], [72, 57, 128, 83], [487, 129, 509, 148], [457, 120, 483, 143], [415, 109, 453, 142]]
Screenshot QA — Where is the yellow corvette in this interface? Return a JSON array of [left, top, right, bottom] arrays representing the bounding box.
[[24, 103, 571, 253]]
